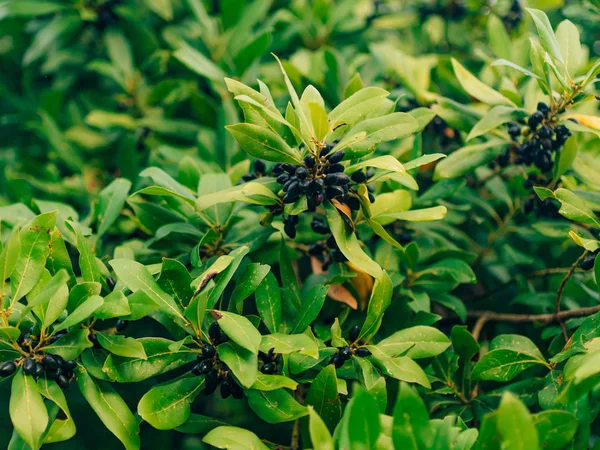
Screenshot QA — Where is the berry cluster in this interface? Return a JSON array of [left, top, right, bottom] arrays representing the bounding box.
[[191, 323, 243, 400], [329, 325, 372, 368], [497, 103, 573, 174], [274, 147, 351, 208], [0, 354, 77, 389]]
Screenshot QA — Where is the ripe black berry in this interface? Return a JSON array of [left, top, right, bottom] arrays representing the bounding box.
[[63, 360, 76, 372], [351, 171, 367, 183], [202, 343, 216, 358], [115, 320, 128, 332], [34, 362, 44, 379], [273, 163, 284, 175], [325, 185, 344, 199], [580, 255, 596, 271], [295, 167, 309, 180], [230, 379, 244, 399], [308, 178, 324, 194], [349, 325, 361, 342], [276, 173, 290, 184], [304, 155, 315, 168], [536, 102, 550, 115], [327, 151, 345, 164], [42, 355, 58, 371], [0, 361, 16, 377], [326, 163, 345, 173], [339, 346, 352, 360], [355, 348, 372, 357], [330, 356, 344, 368], [311, 217, 329, 234], [204, 370, 220, 394], [284, 220, 297, 239], [282, 163, 296, 174], [209, 322, 221, 341], [332, 249, 346, 262], [538, 126, 552, 139], [346, 197, 360, 211], [254, 160, 266, 174], [192, 359, 213, 376], [23, 359, 36, 375], [260, 363, 276, 374], [55, 374, 69, 389], [308, 244, 324, 256], [220, 378, 232, 399], [528, 111, 545, 129]]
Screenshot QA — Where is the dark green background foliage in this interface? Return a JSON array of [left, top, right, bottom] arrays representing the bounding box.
[[1, 0, 600, 449]]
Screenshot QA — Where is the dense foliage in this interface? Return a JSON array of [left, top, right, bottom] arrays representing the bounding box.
[[1, 0, 600, 449]]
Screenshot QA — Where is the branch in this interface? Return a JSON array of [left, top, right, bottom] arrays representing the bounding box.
[[468, 304, 600, 324], [555, 251, 588, 316]]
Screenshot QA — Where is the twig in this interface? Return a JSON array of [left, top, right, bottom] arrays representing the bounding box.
[[290, 419, 300, 450], [468, 304, 600, 325], [472, 315, 490, 341], [555, 251, 588, 341]]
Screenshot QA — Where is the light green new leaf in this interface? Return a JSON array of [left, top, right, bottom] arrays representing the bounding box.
[[97, 178, 131, 238], [203, 426, 269, 450], [308, 407, 334, 450], [375, 356, 431, 388], [53, 295, 104, 332], [392, 382, 430, 450], [358, 271, 393, 341], [329, 87, 389, 128], [451, 59, 515, 106], [526, 9, 564, 65]]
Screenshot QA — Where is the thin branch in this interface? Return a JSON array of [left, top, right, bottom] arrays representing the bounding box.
[[290, 419, 300, 450], [555, 251, 588, 316], [468, 304, 600, 324]]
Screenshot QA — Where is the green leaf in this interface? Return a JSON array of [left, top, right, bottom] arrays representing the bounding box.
[[66, 220, 102, 284], [217, 341, 258, 388], [226, 123, 302, 164], [210, 310, 261, 353], [374, 356, 431, 388], [77, 366, 140, 450], [97, 179, 131, 239], [94, 290, 130, 319], [555, 136, 578, 179], [29, 269, 69, 329], [358, 271, 393, 341], [496, 393, 539, 450], [254, 271, 281, 333], [532, 411, 578, 450], [467, 106, 521, 141], [556, 20, 583, 78], [246, 389, 308, 423], [392, 382, 430, 450], [11, 212, 57, 304], [42, 328, 93, 360], [203, 426, 269, 450], [333, 113, 419, 159], [38, 378, 76, 444], [104, 337, 195, 382], [305, 365, 341, 432], [434, 140, 508, 180], [526, 9, 564, 65], [472, 349, 547, 382], [374, 326, 451, 359], [173, 42, 226, 83], [109, 259, 188, 327], [291, 284, 328, 333], [53, 295, 103, 332], [553, 188, 600, 228], [329, 87, 390, 128], [451, 59, 515, 106], [259, 333, 318, 358], [96, 332, 147, 359], [230, 263, 270, 312], [0, 228, 20, 299], [138, 375, 205, 430], [10, 370, 48, 450], [491, 59, 542, 80], [338, 387, 380, 450], [378, 206, 447, 222], [346, 155, 406, 175], [308, 407, 334, 450], [157, 258, 193, 309], [487, 14, 511, 60], [251, 374, 298, 391], [325, 201, 382, 279]]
